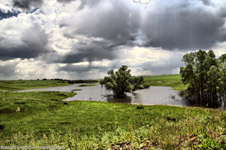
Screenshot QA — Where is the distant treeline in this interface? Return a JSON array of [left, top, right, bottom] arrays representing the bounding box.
[[180, 50, 226, 108], [39, 78, 98, 84]]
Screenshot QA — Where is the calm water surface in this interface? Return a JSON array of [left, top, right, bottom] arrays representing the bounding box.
[[19, 84, 190, 106]]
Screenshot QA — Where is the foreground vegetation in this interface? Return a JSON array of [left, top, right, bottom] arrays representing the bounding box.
[[142, 74, 187, 90], [0, 74, 225, 149], [0, 91, 226, 149]]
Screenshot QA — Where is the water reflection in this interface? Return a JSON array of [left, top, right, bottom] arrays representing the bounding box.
[[18, 84, 190, 106], [105, 94, 132, 103]]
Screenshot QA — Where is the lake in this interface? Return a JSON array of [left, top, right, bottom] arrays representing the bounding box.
[[18, 84, 190, 106]]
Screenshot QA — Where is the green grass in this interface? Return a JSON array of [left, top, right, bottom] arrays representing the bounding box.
[[78, 84, 98, 87], [143, 74, 188, 90], [0, 76, 225, 149], [0, 80, 70, 92], [0, 91, 225, 149]]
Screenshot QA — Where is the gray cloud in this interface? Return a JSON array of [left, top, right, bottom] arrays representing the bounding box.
[[56, 40, 117, 63], [62, 0, 226, 53], [218, 5, 226, 18], [1, 0, 226, 79], [55, 0, 226, 77], [139, 53, 184, 75], [13, 0, 43, 10], [71, 0, 141, 47], [0, 63, 17, 79], [57, 63, 110, 79], [201, 0, 211, 5], [58, 64, 106, 72], [57, 0, 102, 9], [141, 0, 226, 50], [0, 25, 50, 60], [55, 0, 141, 65], [77, 0, 102, 9], [57, 0, 74, 3]]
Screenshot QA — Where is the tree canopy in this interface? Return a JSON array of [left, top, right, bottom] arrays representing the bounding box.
[[180, 50, 226, 108], [100, 65, 145, 98]]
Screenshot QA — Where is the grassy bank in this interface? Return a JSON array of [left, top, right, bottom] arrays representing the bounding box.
[[0, 80, 70, 92], [143, 74, 187, 90], [0, 91, 225, 149]]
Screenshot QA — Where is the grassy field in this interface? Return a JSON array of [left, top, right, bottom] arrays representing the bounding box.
[[0, 80, 70, 92], [143, 74, 187, 90], [0, 77, 225, 149], [0, 93, 226, 149]]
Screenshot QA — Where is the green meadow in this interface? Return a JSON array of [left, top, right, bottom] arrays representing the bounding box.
[[143, 74, 187, 90], [0, 80, 70, 92], [0, 76, 225, 149]]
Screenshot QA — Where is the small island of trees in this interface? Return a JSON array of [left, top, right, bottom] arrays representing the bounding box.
[[100, 65, 148, 98]]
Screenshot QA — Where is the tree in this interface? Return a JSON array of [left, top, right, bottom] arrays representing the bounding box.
[[180, 50, 223, 108], [218, 54, 226, 109], [205, 50, 218, 106], [101, 65, 144, 98], [207, 66, 219, 107], [180, 52, 200, 103]]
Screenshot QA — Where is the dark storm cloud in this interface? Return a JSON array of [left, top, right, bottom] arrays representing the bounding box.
[[0, 10, 20, 20], [57, 64, 109, 79], [57, 0, 141, 64], [0, 25, 51, 60], [13, 0, 43, 9], [201, 0, 211, 5], [218, 5, 226, 18], [72, 0, 141, 47], [141, 0, 226, 50], [63, 0, 226, 51], [57, 40, 117, 63]]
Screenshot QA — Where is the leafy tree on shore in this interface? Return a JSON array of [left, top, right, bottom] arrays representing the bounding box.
[[180, 50, 226, 108], [100, 65, 144, 98]]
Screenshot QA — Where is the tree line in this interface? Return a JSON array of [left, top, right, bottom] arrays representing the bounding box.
[[39, 78, 98, 84], [180, 50, 226, 108]]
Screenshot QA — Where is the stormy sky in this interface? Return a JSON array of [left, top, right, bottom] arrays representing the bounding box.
[[0, 0, 226, 79]]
